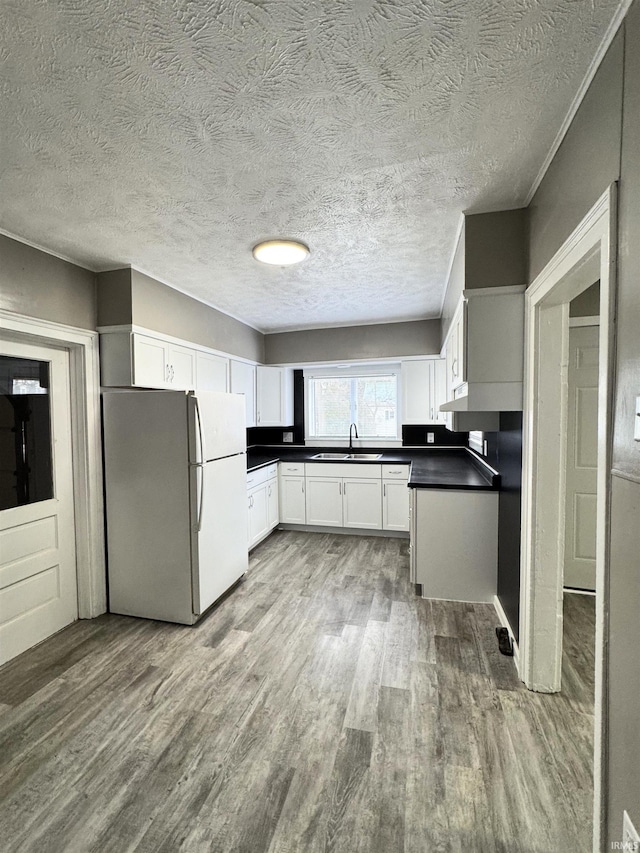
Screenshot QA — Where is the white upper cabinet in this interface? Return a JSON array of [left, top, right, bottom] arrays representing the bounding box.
[[196, 351, 228, 392], [401, 358, 447, 425], [132, 333, 168, 388], [230, 360, 257, 428], [168, 343, 196, 389], [131, 334, 194, 389], [440, 285, 525, 415], [101, 329, 227, 393], [256, 366, 294, 426]]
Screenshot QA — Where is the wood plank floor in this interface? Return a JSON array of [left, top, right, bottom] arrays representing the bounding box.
[[0, 531, 594, 853]]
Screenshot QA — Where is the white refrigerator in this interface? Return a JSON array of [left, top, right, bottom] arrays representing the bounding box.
[[102, 390, 248, 624]]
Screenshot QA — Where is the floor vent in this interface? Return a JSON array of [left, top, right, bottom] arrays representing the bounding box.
[[496, 627, 514, 656]]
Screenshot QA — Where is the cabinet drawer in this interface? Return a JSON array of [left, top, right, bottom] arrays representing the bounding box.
[[305, 463, 382, 479], [279, 462, 305, 476], [247, 466, 271, 489], [266, 463, 278, 480], [381, 464, 409, 480]]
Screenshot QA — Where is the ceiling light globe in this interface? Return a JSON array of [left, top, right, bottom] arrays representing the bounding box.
[[252, 240, 309, 265]]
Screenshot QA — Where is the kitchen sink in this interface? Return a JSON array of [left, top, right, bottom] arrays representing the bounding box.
[[311, 452, 349, 460], [345, 453, 383, 460]]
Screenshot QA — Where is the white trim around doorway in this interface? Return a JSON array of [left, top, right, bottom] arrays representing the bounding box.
[[519, 184, 616, 853], [0, 310, 107, 619]]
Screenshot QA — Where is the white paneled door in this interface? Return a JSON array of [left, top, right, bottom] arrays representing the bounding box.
[[0, 341, 77, 665], [564, 325, 599, 591]]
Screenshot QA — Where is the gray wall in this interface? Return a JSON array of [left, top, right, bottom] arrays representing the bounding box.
[[96, 268, 132, 327], [527, 32, 624, 281], [569, 281, 600, 317], [0, 235, 97, 330], [440, 208, 526, 345], [465, 209, 527, 289], [97, 268, 264, 363], [441, 227, 464, 343], [264, 319, 441, 365], [527, 14, 638, 843]]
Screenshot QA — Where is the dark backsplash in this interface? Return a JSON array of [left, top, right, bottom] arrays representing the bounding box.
[[247, 426, 295, 446], [402, 425, 468, 446], [483, 412, 523, 640]]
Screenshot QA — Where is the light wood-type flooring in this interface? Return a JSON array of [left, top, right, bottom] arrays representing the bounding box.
[[0, 531, 595, 853]]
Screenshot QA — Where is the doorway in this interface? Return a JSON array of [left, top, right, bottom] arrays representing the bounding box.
[[519, 186, 616, 852], [0, 340, 78, 665], [0, 308, 106, 665]]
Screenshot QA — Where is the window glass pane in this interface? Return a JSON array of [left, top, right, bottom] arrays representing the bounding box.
[[308, 373, 398, 439], [309, 377, 352, 437], [355, 376, 397, 438], [0, 356, 53, 510]]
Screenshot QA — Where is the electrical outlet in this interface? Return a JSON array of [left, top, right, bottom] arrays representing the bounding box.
[[427, 432, 435, 444], [283, 431, 293, 443], [623, 811, 640, 847]]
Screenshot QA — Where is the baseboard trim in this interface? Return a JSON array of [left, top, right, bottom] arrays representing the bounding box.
[[493, 595, 521, 677], [277, 524, 410, 539]]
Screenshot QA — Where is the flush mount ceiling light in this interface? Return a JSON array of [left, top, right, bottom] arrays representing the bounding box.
[[252, 239, 309, 266]]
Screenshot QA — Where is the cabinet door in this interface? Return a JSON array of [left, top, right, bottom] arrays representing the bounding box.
[[230, 360, 256, 428], [432, 358, 448, 424], [279, 476, 306, 524], [401, 361, 432, 424], [196, 352, 228, 392], [133, 334, 169, 388], [256, 366, 286, 426], [248, 483, 269, 548], [267, 478, 279, 529], [383, 480, 410, 531], [305, 477, 343, 527], [168, 343, 196, 389], [342, 479, 382, 530]]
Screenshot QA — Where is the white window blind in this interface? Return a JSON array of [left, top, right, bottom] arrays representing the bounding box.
[[307, 374, 398, 439]]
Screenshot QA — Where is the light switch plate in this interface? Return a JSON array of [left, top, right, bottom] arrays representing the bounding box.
[[635, 397, 640, 441], [427, 432, 435, 444], [283, 431, 294, 443]]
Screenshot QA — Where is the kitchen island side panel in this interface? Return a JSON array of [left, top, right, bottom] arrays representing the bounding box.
[[413, 488, 498, 602]]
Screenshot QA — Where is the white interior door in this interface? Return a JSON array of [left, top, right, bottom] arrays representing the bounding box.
[[0, 341, 77, 665], [564, 324, 599, 591]]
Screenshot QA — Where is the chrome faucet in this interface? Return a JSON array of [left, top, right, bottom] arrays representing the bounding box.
[[349, 422, 358, 449]]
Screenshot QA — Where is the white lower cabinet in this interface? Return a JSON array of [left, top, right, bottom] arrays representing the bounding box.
[[383, 480, 410, 531], [247, 464, 278, 549], [279, 463, 307, 524], [277, 460, 410, 535], [305, 467, 383, 530], [305, 477, 343, 526], [267, 476, 279, 529], [343, 479, 382, 529], [248, 483, 269, 548]]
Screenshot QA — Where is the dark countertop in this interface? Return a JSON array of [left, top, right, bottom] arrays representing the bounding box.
[[246, 446, 500, 491]]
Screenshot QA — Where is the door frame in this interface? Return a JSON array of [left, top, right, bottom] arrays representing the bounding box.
[[519, 185, 616, 851], [0, 309, 106, 618]]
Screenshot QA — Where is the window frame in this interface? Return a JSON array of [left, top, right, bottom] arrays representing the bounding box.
[[304, 365, 401, 442]]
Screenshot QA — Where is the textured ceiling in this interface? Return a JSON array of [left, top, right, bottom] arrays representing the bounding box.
[[0, 0, 621, 333]]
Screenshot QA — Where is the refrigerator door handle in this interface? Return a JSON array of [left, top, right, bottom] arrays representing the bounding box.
[[194, 395, 206, 464], [196, 463, 205, 532]]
